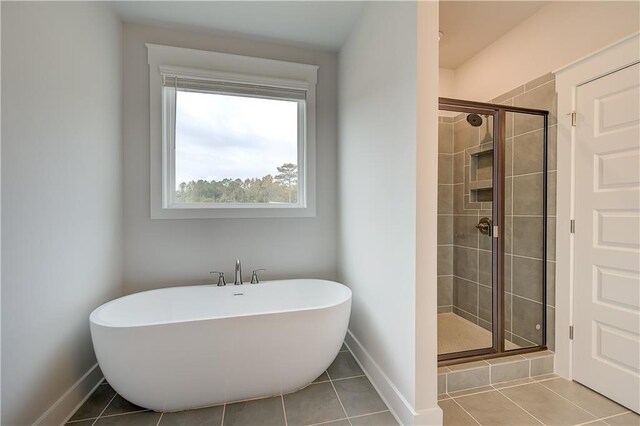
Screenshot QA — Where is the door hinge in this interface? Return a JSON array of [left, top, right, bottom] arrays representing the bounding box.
[[570, 219, 575, 233], [569, 325, 574, 340], [571, 112, 577, 127]]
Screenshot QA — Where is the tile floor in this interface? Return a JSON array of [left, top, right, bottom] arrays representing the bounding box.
[[439, 374, 640, 426], [438, 313, 519, 355], [67, 346, 639, 426], [66, 345, 399, 426]]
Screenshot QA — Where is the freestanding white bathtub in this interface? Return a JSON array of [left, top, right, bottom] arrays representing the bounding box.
[[90, 279, 351, 412]]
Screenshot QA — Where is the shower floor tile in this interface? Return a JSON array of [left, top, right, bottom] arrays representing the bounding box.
[[438, 312, 519, 355]]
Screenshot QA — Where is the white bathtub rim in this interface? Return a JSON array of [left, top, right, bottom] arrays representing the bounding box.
[[90, 279, 351, 328]]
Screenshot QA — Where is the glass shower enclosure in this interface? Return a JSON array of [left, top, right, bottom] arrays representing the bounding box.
[[437, 97, 549, 363]]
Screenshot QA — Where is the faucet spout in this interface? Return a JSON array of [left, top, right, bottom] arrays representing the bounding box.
[[234, 259, 243, 285]]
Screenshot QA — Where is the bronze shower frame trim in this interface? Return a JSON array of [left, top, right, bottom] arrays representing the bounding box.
[[437, 97, 549, 364]]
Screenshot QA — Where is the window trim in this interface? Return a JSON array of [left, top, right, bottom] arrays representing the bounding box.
[[147, 44, 318, 219]]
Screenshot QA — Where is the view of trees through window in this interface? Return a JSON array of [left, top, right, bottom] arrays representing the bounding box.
[[173, 90, 300, 205], [176, 163, 299, 204]]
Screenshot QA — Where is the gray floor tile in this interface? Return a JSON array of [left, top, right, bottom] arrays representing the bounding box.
[[159, 405, 224, 425], [492, 378, 534, 389], [102, 394, 147, 416], [539, 379, 628, 419], [439, 399, 479, 426], [70, 384, 116, 421], [327, 352, 364, 380], [350, 411, 399, 426], [533, 373, 560, 381], [455, 390, 540, 425], [320, 420, 350, 426], [66, 420, 96, 426], [499, 383, 596, 425], [604, 412, 640, 426], [448, 386, 494, 398], [223, 396, 285, 426], [333, 376, 387, 417], [340, 343, 348, 351], [312, 372, 329, 383], [283, 382, 346, 425], [94, 412, 162, 426]]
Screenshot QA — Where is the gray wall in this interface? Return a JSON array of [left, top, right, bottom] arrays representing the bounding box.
[[1, 2, 123, 424], [338, 2, 418, 405], [122, 23, 339, 293]]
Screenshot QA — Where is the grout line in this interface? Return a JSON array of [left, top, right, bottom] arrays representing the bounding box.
[[495, 388, 546, 425], [532, 374, 560, 383], [348, 409, 391, 420], [490, 379, 535, 392], [156, 412, 164, 426], [66, 418, 99, 424], [331, 374, 366, 382], [512, 253, 555, 262], [326, 370, 352, 426], [536, 380, 609, 420], [593, 411, 633, 426], [448, 386, 495, 399], [98, 410, 151, 419], [281, 395, 288, 426], [220, 404, 225, 426], [511, 123, 556, 140], [96, 393, 117, 419], [511, 170, 547, 179], [511, 293, 546, 306], [309, 418, 349, 426], [449, 397, 482, 425], [510, 332, 538, 347]]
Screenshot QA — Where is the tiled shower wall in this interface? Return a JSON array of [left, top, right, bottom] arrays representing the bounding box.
[[498, 73, 557, 351], [437, 116, 454, 313], [437, 73, 557, 351], [450, 114, 494, 334]]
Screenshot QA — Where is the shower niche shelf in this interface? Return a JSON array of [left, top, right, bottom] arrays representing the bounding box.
[[468, 142, 494, 202]]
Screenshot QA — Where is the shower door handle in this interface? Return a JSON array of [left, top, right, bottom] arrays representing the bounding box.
[[475, 217, 492, 236]]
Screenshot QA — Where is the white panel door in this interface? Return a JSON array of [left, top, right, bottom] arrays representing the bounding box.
[[573, 62, 640, 413]]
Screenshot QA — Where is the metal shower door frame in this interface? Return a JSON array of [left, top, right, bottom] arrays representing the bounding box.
[[437, 97, 549, 364]]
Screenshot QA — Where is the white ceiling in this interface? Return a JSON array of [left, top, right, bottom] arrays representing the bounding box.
[[112, 1, 366, 51], [113, 1, 548, 66], [440, 1, 548, 69]]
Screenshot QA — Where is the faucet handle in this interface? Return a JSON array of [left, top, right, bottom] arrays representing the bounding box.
[[210, 271, 226, 286], [251, 269, 266, 284]]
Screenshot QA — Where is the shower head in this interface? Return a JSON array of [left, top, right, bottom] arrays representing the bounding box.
[[467, 113, 483, 127]]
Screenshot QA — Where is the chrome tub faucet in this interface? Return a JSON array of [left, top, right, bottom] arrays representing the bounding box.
[[235, 259, 243, 285]]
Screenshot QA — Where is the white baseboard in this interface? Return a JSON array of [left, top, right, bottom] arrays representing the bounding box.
[[344, 330, 442, 426], [34, 363, 104, 426]]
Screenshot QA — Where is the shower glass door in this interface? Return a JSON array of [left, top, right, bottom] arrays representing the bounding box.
[[437, 98, 548, 363], [503, 111, 548, 351], [437, 104, 498, 360]]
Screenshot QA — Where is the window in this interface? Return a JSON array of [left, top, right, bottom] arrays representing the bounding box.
[[147, 44, 318, 219]]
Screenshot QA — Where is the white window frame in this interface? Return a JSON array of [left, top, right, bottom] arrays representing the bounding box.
[[147, 44, 318, 219]]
